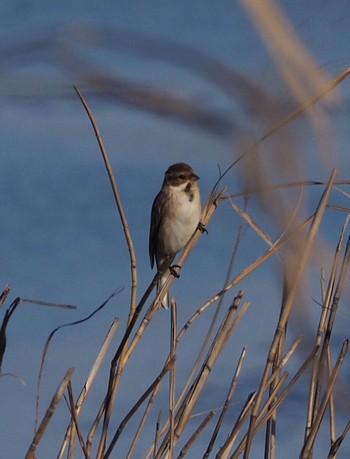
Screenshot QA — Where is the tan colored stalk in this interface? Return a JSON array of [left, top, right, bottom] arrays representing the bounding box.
[[154, 293, 247, 458], [300, 340, 349, 459], [58, 318, 119, 458], [66, 382, 89, 459], [304, 217, 350, 441], [25, 368, 74, 459], [177, 411, 215, 458], [203, 347, 247, 458], [242, 170, 337, 458], [126, 383, 162, 459], [231, 345, 319, 458], [74, 86, 137, 317], [168, 300, 177, 459]]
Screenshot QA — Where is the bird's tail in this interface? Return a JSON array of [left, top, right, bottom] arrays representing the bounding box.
[[157, 270, 171, 309]]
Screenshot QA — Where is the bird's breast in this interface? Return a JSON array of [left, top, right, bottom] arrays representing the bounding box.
[[160, 185, 201, 255]]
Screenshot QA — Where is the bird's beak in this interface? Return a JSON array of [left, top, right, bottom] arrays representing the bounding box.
[[192, 173, 200, 181]]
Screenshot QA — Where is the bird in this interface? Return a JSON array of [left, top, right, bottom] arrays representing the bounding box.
[[149, 163, 202, 309]]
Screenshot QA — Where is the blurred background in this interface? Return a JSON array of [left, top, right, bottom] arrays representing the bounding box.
[[1, 1, 350, 457]]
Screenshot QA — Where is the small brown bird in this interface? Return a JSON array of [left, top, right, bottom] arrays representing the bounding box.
[[149, 163, 202, 308]]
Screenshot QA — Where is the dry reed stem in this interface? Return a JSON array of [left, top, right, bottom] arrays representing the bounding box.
[[307, 217, 350, 449], [74, 85, 138, 458], [0, 285, 11, 308], [19, 298, 77, 310], [126, 383, 162, 459], [144, 298, 251, 459], [36, 291, 117, 437], [74, 86, 138, 317], [243, 169, 338, 458], [177, 410, 215, 458], [307, 236, 350, 456], [66, 382, 89, 459], [328, 420, 350, 458], [57, 318, 119, 459], [179, 214, 314, 333], [96, 349, 126, 457], [1, 295, 76, 375], [300, 340, 349, 459], [25, 368, 75, 459], [154, 293, 246, 457], [229, 184, 305, 261], [154, 412, 162, 459], [231, 344, 319, 458], [169, 300, 177, 459], [78, 63, 348, 452], [264, 285, 289, 459], [216, 393, 256, 459], [176, 205, 247, 426], [210, 66, 350, 195], [203, 347, 247, 458], [173, 292, 247, 428], [228, 181, 350, 201], [0, 297, 20, 373], [92, 274, 162, 455], [229, 200, 275, 249], [240, 0, 331, 105], [326, 347, 336, 448], [103, 356, 175, 459], [304, 218, 350, 441]]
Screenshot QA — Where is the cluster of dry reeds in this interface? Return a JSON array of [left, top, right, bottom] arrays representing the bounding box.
[[1, 87, 349, 458], [1, 2, 350, 458]]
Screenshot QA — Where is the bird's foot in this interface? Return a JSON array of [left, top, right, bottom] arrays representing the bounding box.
[[169, 265, 181, 278], [198, 222, 208, 234]]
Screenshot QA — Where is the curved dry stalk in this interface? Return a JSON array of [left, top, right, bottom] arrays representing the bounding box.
[[74, 86, 138, 318], [0, 297, 20, 373], [243, 169, 337, 459], [25, 368, 74, 459], [36, 291, 117, 433], [1, 295, 75, 375]]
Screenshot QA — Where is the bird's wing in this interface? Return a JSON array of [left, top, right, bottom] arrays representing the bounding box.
[[149, 190, 164, 269]]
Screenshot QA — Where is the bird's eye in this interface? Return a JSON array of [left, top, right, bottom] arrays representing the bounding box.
[[179, 174, 185, 180]]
